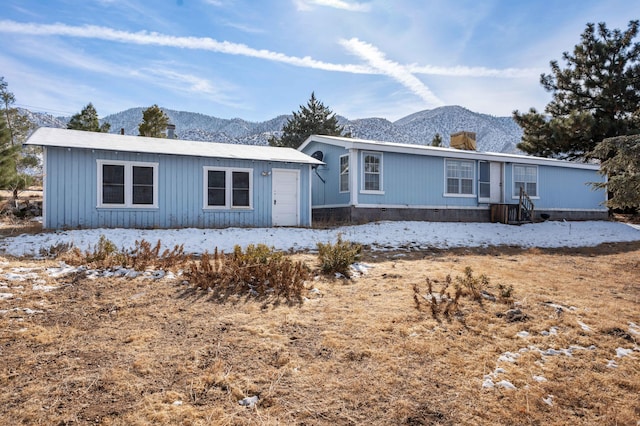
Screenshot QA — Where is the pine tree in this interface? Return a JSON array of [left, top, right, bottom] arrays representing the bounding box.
[[138, 104, 170, 138], [590, 135, 640, 210], [0, 77, 36, 198], [1, 77, 36, 146], [269, 92, 349, 148], [67, 103, 111, 132], [0, 77, 16, 145], [0, 114, 20, 190], [431, 133, 443, 147], [513, 20, 640, 160]]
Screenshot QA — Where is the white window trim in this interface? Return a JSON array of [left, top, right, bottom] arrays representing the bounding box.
[[511, 164, 540, 199], [339, 154, 349, 193], [97, 159, 158, 208], [360, 151, 384, 194], [203, 166, 254, 210], [443, 158, 475, 197]]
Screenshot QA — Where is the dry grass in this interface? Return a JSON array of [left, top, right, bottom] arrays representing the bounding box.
[[0, 239, 638, 425]]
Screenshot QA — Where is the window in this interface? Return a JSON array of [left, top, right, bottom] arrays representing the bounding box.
[[232, 171, 250, 207], [479, 161, 490, 198], [445, 159, 474, 195], [362, 152, 382, 192], [339, 155, 349, 192], [132, 166, 154, 205], [207, 170, 226, 207], [97, 160, 158, 208], [204, 167, 253, 209], [513, 165, 537, 197]]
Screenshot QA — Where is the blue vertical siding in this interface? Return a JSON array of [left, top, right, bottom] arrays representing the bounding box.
[[44, 147, 312, 229]]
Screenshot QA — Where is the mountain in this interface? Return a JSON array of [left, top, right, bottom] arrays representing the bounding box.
[[27, 105, 523, 153], [18, 108, 67, 129]]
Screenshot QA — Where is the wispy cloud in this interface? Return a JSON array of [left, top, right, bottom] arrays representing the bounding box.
[[223, 21, 265, 34], [408, 64, 542, 78], [4, 33, 240, 110], [0, 20, 374, 74], [294, 0, 371, 12], [140, 67, 238, 105], [0, 20, 538, 109], [340, 38, 444, 107]]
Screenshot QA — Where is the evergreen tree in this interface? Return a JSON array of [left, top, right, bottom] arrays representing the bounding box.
[[0, 77, 37, 198], [590, 135, 640, 210], [269, 92, 349, 148], [1, 77, 36, 146], [513, 20, 640, 160], [0, 114, 20, 190], [138, 104, 170, 138], [0, 77, 16, 145], [431, 133, 443, 147], [67, 103, 111, 132]]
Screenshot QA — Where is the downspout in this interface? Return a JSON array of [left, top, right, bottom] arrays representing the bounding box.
[[42, 146, 47, 229], [308, 164, 313, 226], [349, 148, 358, 207]]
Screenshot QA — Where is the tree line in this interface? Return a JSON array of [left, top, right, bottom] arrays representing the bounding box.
[[65, 102, 170, 138]]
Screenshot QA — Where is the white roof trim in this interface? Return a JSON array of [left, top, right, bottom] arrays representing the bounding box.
[[26, 127, 324, 165], [299, 135, 600, 170]]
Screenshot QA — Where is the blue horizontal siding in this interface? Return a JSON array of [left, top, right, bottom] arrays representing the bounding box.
[[304, 141, 350, 206], [44, 146, 311, 229], [505, 163, 606, 210], [356, 151, 478, 207], [303, 141, 607, 212]]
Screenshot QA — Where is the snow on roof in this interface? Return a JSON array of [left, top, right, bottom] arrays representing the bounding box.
[[300, 135, 600, 170], [26, 127, 323, 165]]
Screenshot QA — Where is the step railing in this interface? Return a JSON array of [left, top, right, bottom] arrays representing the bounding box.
[[518, 187, 534, 223], [490, 188, 535, 224]]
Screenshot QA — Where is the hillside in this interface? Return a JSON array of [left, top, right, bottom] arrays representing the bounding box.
[[28, 105, 523, 153]]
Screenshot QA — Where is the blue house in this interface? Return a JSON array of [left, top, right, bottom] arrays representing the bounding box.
[[26, 127, 322, 229], [298, 134, 608, 223]]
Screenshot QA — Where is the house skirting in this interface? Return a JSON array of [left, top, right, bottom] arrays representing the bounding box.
[[533, 209, 609, 222], [312, 206, 609, 225]]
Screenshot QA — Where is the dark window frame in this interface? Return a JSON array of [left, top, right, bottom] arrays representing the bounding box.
[[203, 167, 253, 210], [97, 160, 158, 208]]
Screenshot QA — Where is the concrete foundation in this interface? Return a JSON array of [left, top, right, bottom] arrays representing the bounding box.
[[312, 206, 609, 225]]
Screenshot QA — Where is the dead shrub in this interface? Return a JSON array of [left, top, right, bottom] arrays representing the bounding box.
[[61, 235, 190, 272], [455, 266, 488, 301], [127, 239, 190, 271], [415, 266, 501, 321], [39, 241, 75, 258], [498, 283, 514, 302], [317, 234, 362, 278], [414, 275, 463, 320], [186, 245, 310, 302]]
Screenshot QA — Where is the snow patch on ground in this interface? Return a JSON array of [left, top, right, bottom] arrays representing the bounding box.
[[0, 221, 638, 258]]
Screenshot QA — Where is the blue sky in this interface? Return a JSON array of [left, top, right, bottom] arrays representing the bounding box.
[[0, 0, 637, 122]]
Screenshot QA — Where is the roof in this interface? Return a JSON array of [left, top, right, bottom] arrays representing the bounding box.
[[299, 135, 600, 170], [26, 127, 324, 165]]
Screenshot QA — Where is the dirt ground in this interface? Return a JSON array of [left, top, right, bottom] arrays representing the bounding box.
[[0, 223, 638, 425]]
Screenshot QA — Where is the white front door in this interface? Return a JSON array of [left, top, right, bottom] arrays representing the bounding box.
[[479, 161, 502, 203], [272, 169, 300, 226]]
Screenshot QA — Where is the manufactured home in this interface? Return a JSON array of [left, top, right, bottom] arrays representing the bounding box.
[[26, 127, 322, 229], [299, 135, 608, 223]]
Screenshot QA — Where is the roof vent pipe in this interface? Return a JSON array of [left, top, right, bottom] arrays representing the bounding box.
[[166, 124, 176, 139]]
